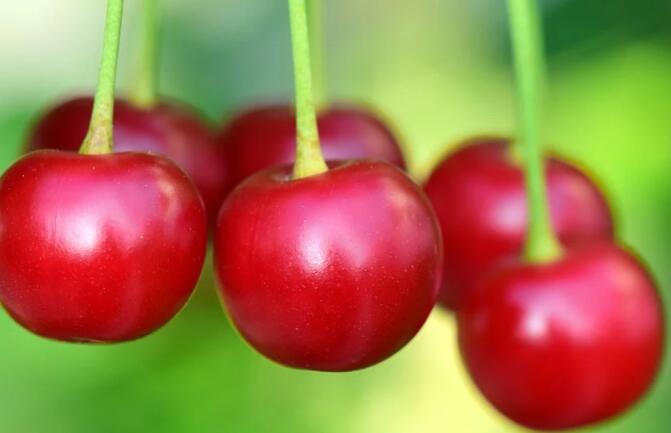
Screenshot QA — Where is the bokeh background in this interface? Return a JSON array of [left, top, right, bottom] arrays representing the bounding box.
[[1, 1, 671, 432]]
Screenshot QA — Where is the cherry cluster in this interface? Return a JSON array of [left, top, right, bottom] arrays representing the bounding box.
[[0, 0, 664, 431]]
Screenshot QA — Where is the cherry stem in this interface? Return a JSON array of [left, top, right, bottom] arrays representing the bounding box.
[[289, 0, 328, 179], [130, 0, 159, 109], [307, 0, 326, 108], [507, 0, 563, 263], [80, 0, 124, 155]]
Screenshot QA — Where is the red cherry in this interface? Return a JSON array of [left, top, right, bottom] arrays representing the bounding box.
[[218, 104, 406, 187], [457, 242, 664, 430], [424, 137, 613, 309], [0, 150, 207, 342], [26, 97, 230, 225], [214, 161, 441, 371]]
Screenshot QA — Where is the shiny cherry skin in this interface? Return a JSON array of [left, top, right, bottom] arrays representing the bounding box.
[[218, 104, 406, 187], [26, 97, 230, 225], [0, 150, 208, 342], [214, 161, 442, 371], [424, 137, 613, 310], [458, 242, 665, 430]]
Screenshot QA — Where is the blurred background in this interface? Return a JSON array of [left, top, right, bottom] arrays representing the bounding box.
[[1, 1, 671, 432]]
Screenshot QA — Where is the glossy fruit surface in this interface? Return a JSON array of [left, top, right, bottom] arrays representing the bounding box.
[[424, 137, 613, 309], [458, 242, 664, 430], [27, 97, 230, 224], [0, 150, 208, 342], [214, 161, 441, 371], [218, 104, 406, 187]]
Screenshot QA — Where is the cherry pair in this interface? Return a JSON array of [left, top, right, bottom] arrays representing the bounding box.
[[0, 0, 208, 342], [0, 0, 438, 377], [18, 98, 417, 354], [421, 0, 665, 430], [425, 137, 663, 430], [214, 0, 441, 371]]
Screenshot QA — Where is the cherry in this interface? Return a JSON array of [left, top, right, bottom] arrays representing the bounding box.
[[219, 104, 406, 187], [213, 0, 441, 371], [424, 137, 613, 309], [26, 97, 230, 225], [0, 151, 207, 342], [214, 161, 441, 371], [0, 0, 207, 342], [454, 0, 664, 429], [457, 242, 664, 430]]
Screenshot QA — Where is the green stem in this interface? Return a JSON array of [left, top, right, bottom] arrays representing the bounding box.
[[289, 0, 328, 179], [307, 0, 326, 108], [507, 0, 563, 263], [130, 0, 159, 108], [80, 0, 124, 155]]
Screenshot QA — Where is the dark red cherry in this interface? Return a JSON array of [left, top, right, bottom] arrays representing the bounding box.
[[26, 97, 230, 225], [218, 104, 406, 187], [457, 242, 664, 430], [424, 137, 613, 310], [214, 161, 441, 371], [0, 150, 207, 342]]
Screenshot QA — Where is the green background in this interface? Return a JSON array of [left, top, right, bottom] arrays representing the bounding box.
[[1, 1, 670, 432]]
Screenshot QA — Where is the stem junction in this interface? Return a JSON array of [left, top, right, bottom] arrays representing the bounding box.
[[507, 0, 563, 262], [80, 0, 124, 155], [289, 0, 328, 179]]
